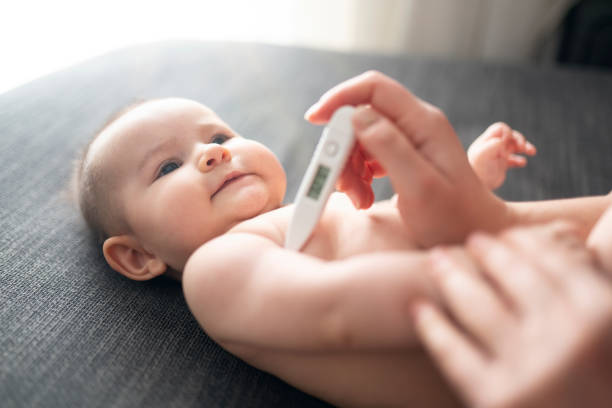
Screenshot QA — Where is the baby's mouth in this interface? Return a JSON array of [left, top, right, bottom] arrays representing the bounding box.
[[211, 172, 249, 199]]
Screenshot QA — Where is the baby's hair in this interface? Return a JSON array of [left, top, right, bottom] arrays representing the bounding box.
[[71, 99, 150, 243]]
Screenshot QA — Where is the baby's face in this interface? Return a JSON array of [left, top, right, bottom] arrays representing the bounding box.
[[90, 98, 286, 271]]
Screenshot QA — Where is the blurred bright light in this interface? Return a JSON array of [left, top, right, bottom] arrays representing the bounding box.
[[0, 0, 349, 94], [0, 0, 571, 94]]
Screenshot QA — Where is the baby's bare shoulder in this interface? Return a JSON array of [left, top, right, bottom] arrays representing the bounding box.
[[227, 204, 293, 246], [185, 231, 277, 279], [182, 232, 280, 329], [182, 206, 292, 297]]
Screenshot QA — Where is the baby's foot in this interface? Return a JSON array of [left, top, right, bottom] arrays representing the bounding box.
[[467, 122, 537, 190]]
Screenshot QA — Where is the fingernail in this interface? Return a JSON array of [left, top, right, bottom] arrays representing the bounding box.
[[353, 107, 379, 129]]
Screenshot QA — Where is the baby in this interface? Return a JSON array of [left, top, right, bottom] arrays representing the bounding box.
[[73, 97, 603, 407]]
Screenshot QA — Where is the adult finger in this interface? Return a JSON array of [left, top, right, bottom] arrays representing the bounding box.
[[305, 71, 431, 133], [429, 248, 515, 350], [500, 222, 588, 286], [467, 233, 555, 313], [307, 72, 472, 181], [351, 105, 447, 200], [504, 223, 612, 310], [500, 223, 612, 323], [412, 300, 488, 406]]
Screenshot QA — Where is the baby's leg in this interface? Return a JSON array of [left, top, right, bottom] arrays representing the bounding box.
[[467, 122, 536, 190]]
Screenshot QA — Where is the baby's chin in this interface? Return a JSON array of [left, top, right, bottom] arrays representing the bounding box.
[[170, 189, 284, 270], [221, 182, 283, 220], [234, 198, 282, 226]]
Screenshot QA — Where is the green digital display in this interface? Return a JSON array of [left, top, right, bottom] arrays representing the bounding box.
[[307, 165, 330, 200]]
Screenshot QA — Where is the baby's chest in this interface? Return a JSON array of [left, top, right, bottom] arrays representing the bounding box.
[[230, 194, 418, 259], [302, 195, 418, 259]]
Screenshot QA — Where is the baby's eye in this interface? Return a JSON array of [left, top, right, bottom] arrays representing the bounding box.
[[156, 160, 181, 179], [210, 134, 230, 144]]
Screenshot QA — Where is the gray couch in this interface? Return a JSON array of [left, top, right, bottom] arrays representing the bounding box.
[[1, 41, 611, 408]]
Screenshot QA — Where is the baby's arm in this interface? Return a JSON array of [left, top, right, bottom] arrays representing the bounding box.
[[182, 232, 437, 353], [467, 122, 536, 190]]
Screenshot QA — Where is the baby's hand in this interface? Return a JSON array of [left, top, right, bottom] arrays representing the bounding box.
[[336, 142, 386, 209], [467, 122, 536, 190]]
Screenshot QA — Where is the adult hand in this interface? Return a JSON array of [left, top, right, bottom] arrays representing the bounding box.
[[306, 71, 512, 246], [413, 222, 612, 408]]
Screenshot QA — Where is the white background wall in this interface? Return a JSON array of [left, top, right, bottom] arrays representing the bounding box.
[[0, 0, 576, 94]]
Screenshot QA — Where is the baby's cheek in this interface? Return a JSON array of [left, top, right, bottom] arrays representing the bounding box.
[[153, 204, 210, 267], [162, 198, 204, 234], [151, 186, 206, 237], [248, 143, 286, 203]]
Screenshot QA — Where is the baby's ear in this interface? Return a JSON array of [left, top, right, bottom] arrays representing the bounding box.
[[103, 235, 167, 281]]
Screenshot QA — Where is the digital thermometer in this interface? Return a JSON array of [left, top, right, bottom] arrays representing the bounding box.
[[285, 106, 356, 250]]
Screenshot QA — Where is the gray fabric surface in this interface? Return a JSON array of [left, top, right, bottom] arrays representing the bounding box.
[[1, 40, 611, 408]]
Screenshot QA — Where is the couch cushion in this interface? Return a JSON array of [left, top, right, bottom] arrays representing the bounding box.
[[1, 40, 611, 408]]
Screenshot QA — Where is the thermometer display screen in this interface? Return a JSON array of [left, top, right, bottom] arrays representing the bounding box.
[[307, 165, 330, 200]]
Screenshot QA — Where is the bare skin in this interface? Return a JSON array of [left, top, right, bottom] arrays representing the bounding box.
[[307, 71, 612, 407], [204, 196, 461, 407], [413, 222, 612, 408], [91, 95, 611, 407]]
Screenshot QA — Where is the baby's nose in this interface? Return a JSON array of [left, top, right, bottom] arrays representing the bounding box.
[[197, 145, 232, 172]]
